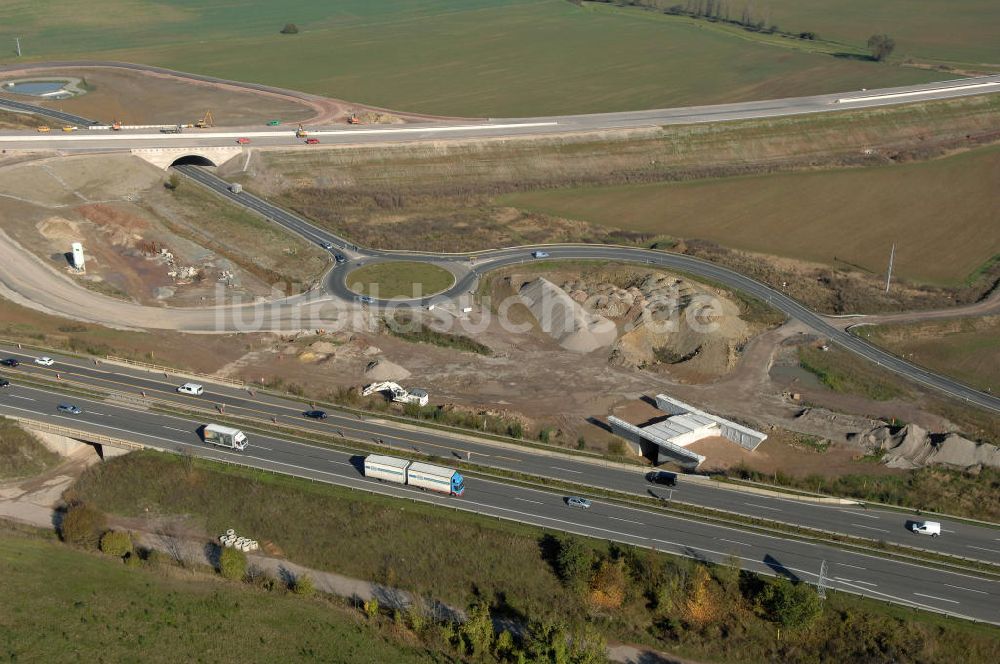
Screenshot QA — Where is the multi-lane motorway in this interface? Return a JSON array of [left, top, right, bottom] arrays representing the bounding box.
[[0, 347, 998, 623], [1, 343, 998, 562]]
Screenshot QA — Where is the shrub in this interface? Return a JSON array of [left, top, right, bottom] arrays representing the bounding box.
[[589, 558, 627, 610], [293, 573, 315, 597], [60, 503, 106, 548], [364, 597, 380, 619], [99, 530, 133, 558], [124, 551, 142, 568], [280, 23, 299, 34], [555, 535, 592, 589], [218, 547, 248, 581], [756, 578, 822, 628]]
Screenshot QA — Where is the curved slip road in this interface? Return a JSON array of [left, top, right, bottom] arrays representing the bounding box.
[[0, 375, 997, 624]]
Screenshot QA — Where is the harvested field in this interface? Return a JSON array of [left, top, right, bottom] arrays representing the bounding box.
[[859, 316, 1000, 394], [3, 0, 946, 117], [0, 67, 315, 126], [502, 144, 1000, 285]]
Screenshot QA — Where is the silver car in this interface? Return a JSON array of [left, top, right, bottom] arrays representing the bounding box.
[[566, 496, 592, 509]]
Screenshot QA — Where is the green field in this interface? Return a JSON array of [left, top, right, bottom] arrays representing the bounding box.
[[860, 315, 1000, 394], [501, 144, 1000, 285], [0, 0, 948, 116], [348, 261, 455, 299], [0, 418, 60, 479], [0, 528, 442, 664]]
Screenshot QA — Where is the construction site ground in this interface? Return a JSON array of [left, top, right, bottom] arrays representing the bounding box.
[[0, 153, 328, 307]]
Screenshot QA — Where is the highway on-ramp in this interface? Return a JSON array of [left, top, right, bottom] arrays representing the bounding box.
[[0, 374, 998, 624]]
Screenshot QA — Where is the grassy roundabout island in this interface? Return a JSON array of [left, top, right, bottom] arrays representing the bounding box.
[[346, 261, 455, 300]]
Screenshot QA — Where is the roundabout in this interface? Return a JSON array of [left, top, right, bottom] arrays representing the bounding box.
[[344, 261, 457, 300]]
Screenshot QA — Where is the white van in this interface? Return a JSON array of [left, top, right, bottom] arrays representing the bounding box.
[[177, 382, 205, 396], [911, 521, 941, 537]]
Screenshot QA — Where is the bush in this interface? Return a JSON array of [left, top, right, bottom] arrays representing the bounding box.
[[293, 573, 315, 597], [124, 551, 142, 568], [280, 23, 299, 34], [364, 597, 379, 619], [99, 530, 133, 558], [555, 535, 592, 589], [218, 547, 248, 581], [60, 503, 106, 548], [756, 578, 822, 628]]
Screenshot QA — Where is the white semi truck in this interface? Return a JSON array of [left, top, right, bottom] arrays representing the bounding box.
[[203, 424, 248, 451], [364, 454, 465, 496]]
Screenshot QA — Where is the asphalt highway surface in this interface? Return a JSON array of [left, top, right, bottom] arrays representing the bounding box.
[[0, 366, 997, 624], [1, 343, 998, 566]]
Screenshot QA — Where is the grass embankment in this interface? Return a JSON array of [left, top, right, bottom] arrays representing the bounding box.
[[0, 109, 45, 130], [728, 464, 1000, 522], [66, 451, 1000, 663], [4, 0, 944, 117], [0, 418, 60, 479], [859, 316, 1000, 394], [153, 180, 329, 294], [384, 315, 492, 356], [347, 261, 455, 299], [798, 346, 907, 402], [0, 525, 441, 664], [502, 144, 1000, 286]]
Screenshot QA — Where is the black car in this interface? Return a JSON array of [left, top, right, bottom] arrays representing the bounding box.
[[646, 471, 677, 487], [0, 379, 10, 388], [303, 410, 328, 420], [1, 358, 19, 367], [335, 254, 347, 264]]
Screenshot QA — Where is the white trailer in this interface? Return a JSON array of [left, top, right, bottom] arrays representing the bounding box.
[[363, 454, 411, 485], [203, 424, 248, 451], [405, 461, 465, 496]]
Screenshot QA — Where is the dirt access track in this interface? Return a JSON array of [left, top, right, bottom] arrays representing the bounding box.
[[0, 62, 472, 127]]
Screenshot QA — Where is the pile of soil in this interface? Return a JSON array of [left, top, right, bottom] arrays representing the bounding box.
[[851, 424, 1000, 471], [518, 278, 617, 353], [364, 359, 411, 382]]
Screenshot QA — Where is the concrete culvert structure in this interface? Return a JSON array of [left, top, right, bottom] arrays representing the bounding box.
[[169, 155, 216, 167]]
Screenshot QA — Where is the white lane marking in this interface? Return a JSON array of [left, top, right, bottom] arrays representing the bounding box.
[[494, 455, 522, 462], [836, 562, 866, 570], [836, 81, 1000, 103], [252, 445, 272, 451], [0, 122, 560, 143], [514, 497, 543, 505], [944, 584, 988, 595], [88, 411, 109, 417], [744, 502, 781, 511], [163, 426, 190, 433], [838, 509, 879, 520], [550, 466, 583, 474], [9, 395, 35, 401], [718, 538, 751, 547], [967, 545, 1000, 555], [852, 523, 890, 533], [913, 592, 960, 605], [608, 516, 644, 525], [834, 576, 877, 587]]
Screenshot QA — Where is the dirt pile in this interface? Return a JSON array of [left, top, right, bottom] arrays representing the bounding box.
[[851, 424, 1000, 471], [564, 273, 750, 378], [518, 278, 617, 353], [364, 359, 411, 382]]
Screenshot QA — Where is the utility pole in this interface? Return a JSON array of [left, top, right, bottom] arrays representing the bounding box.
[[885, 243, 895, 294], [15, 37, 22, 57]]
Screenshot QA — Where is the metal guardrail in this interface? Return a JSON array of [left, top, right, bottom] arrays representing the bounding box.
[[104, 355, 247, 388], [8, 416, 144, 451]]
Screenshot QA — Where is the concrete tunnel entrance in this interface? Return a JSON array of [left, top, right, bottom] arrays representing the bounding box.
[[169, 155, 217, 167]]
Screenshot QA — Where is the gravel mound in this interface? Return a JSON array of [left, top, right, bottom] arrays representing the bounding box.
[[518, 278, 617, 353], [852, 424, 1000, 470], [364, 359, 411, 382]]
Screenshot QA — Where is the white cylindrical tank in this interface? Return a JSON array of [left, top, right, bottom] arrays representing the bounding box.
[[71, 242, 85, 271]]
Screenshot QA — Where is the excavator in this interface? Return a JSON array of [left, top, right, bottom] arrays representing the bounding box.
[[347, 113, 362, 125], [295, 123, 308, 138], [194, 111, 214, 128], [111, 120, 122, 131]]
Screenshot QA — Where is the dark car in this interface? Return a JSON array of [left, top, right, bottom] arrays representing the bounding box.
[[0, 379, 10, 388], [57, 403, 82, 415], [321, 241, 335, 251], [646, 471, 677, 487], [1, 358, 19, 367], [303, 410, 328, 420], [335, 254, 347, 264]]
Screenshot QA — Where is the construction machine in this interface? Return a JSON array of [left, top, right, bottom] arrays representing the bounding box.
[[347, 113, 362, 125], [111, 120, 122, 131], [36, 126, 50, 133], [295, 123, 308, 138], [194, 111, 214, 128]]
